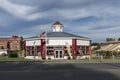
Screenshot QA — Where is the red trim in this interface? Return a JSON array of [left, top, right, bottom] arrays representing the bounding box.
[[72, 39, 74, 56], [24, 40, 26, 57], [72, 39, 77, 57], [40, 40, 41, 56], [88, 40, 92, 55], [40, 39, 43, 58], [41, 39, 46, 59], [88, 47, 91, 55], [74, 39, 77, 56]]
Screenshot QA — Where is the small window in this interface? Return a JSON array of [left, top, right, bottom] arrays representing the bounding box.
[[47, 50, 54, 55]]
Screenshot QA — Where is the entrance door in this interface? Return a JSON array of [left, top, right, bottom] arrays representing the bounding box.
[[55, 50, 63, 59]]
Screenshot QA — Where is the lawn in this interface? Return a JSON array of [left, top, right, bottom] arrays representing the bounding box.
[[0, 57, 119, 63]]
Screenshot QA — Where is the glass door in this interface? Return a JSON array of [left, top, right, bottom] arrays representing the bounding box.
[[55, 50, 63, 59]]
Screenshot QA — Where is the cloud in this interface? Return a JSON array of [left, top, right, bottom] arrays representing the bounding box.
[[0, 0, 35, 20], [0, 0, 120, 42]]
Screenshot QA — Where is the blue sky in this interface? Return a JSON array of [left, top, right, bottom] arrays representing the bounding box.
[[0, 0, 120, 42]]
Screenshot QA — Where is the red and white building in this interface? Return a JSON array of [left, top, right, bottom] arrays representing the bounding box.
[[24, 21, 91, 59]]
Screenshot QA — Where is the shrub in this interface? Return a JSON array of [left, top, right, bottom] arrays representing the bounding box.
[[42, 57, 46, 60], [48, 57, 51, 60], [8, 51, 18, 58]]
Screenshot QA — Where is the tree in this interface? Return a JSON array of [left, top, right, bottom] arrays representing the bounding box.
[[91, 42, 99, 46], [106, 38, 115, 42], [118, 37, 120, 41], [91, 42, 101, 50]]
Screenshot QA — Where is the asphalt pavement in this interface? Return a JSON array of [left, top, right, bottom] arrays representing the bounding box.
[[0, 62, 120, 80]]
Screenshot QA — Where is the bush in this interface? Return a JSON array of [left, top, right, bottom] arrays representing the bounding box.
[[9, 53, 18, 58], [48, 57, 51, 60], [8, 51, 18, 58], [42, 57, 46, 60]]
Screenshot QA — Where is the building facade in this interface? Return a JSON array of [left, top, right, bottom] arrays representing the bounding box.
[[0, 35, 22, 51], [24, 21, 91, 59]]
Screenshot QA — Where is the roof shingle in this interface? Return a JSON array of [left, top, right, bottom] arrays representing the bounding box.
[[47, 32, 89, 39]]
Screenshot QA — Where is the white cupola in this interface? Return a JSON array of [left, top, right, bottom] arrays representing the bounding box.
[[52, 21, 64, 32]]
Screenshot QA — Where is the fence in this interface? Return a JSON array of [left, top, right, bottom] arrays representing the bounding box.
[[86, 55, 120, 62]]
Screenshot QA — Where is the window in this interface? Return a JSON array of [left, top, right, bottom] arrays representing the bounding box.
[[47, 46, 54, 50], [77, 50, 83, 55], [26, 46, 41, 56], [26, 47, 31, 56], [47, 50, 54, 55], [82, 50, 87, 55], [64, 50, 68, 56]]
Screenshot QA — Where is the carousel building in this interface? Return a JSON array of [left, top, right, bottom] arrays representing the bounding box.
[[24, 21, 91, 59]]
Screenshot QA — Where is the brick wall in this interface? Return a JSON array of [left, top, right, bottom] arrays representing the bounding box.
[[0, 35, 22, 51]]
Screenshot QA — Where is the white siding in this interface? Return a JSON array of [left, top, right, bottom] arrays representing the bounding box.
[[47, 39, 72, 46], [25, 39, 90, 46], [77, 40, 90, 46], [25, 56, 41, 59], [53, 25, 63, 32], [26, 40, 41, 46]]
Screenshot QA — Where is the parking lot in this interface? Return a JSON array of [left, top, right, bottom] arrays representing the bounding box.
[[0, 62, 120, 80]]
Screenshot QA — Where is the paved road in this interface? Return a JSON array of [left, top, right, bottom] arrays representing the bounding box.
[[0, 62, 120, 80]]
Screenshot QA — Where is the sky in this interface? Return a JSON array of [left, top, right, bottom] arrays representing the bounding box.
[[0, 0, 120, 42]]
